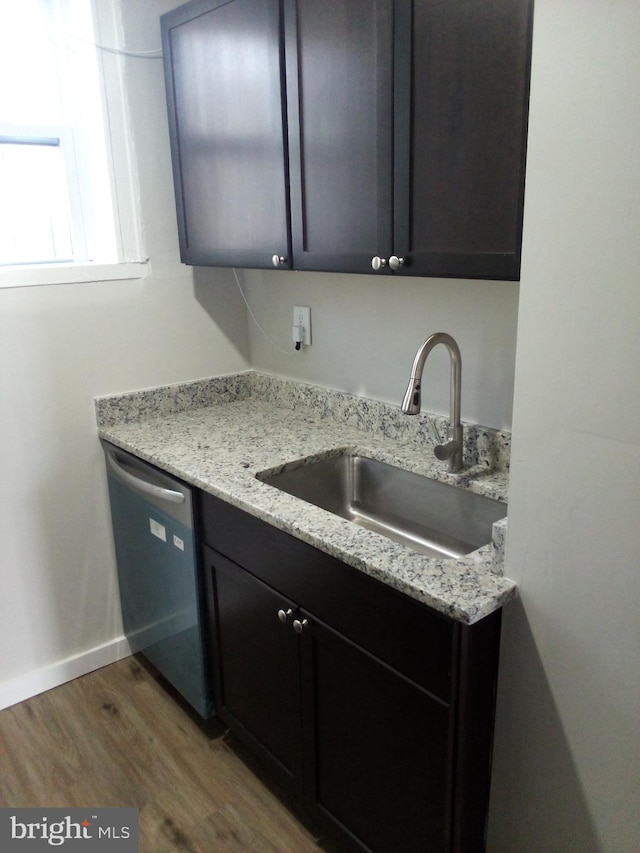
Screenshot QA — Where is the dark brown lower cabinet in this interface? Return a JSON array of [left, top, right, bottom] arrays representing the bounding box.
[[301, 616, 452, 852], [201, 492, 502, 853], [212, 553, 302, 783]]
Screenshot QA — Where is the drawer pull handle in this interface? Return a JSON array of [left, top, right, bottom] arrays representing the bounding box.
[[292, 618, 309, 634], [277, 608, 293, 624]]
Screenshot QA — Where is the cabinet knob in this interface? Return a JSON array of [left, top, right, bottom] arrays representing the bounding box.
[[389, 255, 405, 270], [272, 254, 287, 268], [292, 618, 309, 634], [277, 608, 293, 623], [371, 256, 387, 271]]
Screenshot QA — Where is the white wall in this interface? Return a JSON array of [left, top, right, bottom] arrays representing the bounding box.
[[243, 269, 519, 431], [0, 0, 249, 707], [488, 1, 640, 850]]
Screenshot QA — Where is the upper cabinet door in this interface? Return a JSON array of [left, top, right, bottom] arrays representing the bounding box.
[[392, 0, 533, 280], [284, 0, 394, 274], [161, 0, 291, 269]]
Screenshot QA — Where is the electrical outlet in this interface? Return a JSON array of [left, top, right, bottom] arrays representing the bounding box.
[[293, 306, 311, 346]]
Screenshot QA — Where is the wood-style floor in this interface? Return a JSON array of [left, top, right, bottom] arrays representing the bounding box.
[[0, 657, 329, 852]]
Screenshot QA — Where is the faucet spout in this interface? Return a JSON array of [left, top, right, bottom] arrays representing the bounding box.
[[401, 332, 463, 472]]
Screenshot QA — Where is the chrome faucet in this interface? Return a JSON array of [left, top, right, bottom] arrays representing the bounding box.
[[401, 332, 463, 472]]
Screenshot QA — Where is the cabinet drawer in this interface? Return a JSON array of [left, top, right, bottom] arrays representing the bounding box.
[[200, 491, 457, 701]]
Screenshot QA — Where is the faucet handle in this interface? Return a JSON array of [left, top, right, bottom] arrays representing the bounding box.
[[429, 421, 464, 469], [434, 439, 460, 462], [433, 425, 464, 469], [428, 419, 444, 446]]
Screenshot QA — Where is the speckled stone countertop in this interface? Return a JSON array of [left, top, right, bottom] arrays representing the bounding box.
[[96, 371, 516, 624]]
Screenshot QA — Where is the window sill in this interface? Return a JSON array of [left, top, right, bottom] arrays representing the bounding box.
[[0, 260, 150, 289]]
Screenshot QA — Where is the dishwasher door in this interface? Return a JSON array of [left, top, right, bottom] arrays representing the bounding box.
[[103, 441, 213, 718]]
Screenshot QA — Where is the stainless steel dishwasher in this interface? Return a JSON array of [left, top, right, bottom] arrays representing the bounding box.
[[102, 440, 213, 718]]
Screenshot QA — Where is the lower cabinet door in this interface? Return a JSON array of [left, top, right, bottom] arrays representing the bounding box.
[[300, 614, 453, 853], [208, 549, 302, 783]]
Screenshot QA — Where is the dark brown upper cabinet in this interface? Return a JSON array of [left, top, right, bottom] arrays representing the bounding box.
[[162, 0, 533, 280], [283, 0, 394, 275], [161, 0, 291, 269], [393, 0, 534, 280]]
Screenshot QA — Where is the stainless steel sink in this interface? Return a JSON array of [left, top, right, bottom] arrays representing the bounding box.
[[258, 454, 507, 560]]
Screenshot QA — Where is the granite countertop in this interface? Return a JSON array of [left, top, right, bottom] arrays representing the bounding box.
[[96, 371, 517, 624]]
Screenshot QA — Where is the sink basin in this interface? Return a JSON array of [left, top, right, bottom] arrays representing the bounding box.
[[258, 453, 507, 560]]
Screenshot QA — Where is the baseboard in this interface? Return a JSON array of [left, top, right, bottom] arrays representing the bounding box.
[[0, 636, 132, 711]]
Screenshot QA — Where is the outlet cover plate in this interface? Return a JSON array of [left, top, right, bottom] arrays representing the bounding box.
[[293, 306, 311, 345]]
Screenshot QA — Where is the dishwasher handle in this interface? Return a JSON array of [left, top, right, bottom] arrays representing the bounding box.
[[106, 450, 186, 504]]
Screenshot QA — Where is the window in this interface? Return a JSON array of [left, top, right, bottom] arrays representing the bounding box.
[[0, 0, 147, 286], [0, 136, 77, 265]]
